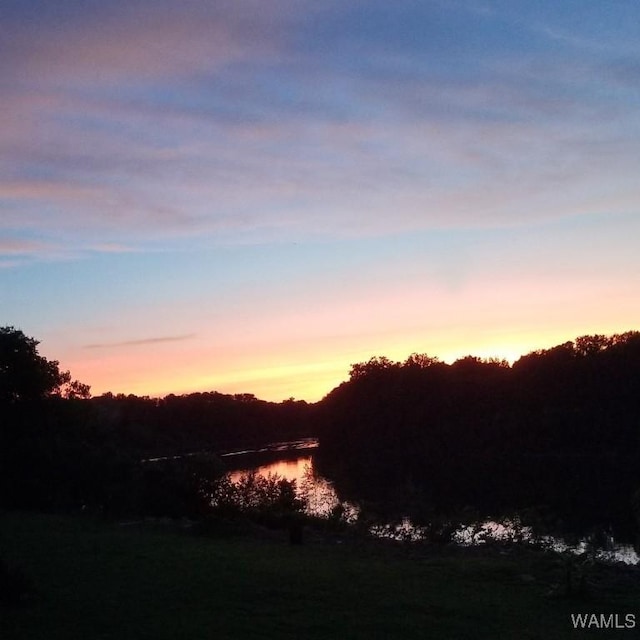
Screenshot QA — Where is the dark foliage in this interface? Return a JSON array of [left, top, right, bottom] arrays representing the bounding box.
[[0, 558, 35, 607], [0, 327, 313, 517], [208, 471, 304, 530], [136, 454, 226, 518], [3, 324, 640, 540], [0, 397, 139, 513], [0, 327, 68, 403], [88, 391, 314, 459], [0, 326, 88, 403], [316, 332, 640, 538]]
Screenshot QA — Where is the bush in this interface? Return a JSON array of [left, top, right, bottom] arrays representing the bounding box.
[[136, 454, 225, 518], [211, 471, 304, 527], [0, 558, 35, 607]]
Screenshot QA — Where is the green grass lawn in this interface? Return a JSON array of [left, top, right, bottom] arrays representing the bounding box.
[[1, 512, 638, 639]]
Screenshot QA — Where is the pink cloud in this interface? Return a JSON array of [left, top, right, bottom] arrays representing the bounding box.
[[0, 179, 99, 202], [2, 1, 639, 255], [0, 238, 64, 260], [3, 2, 294, 86]]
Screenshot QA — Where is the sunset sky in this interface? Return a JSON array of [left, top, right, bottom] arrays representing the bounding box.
[[2, 0, 639, 401]]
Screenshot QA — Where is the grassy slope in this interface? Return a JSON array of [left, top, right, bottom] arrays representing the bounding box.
[[1, 513, 638, 639]]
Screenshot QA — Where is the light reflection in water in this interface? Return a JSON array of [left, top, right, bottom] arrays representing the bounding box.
[[229, 455, 358, 520], [373, 519, 639, 564], [230, 456, 313, 484], [227, 455, 638, 564]]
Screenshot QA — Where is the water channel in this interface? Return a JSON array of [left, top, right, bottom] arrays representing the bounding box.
[[222, 439, 639, 565]]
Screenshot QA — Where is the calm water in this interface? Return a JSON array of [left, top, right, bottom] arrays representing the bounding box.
[[230, 456, 313, 484], [229, 454, 359, 520], [227, 447, 639, 564]]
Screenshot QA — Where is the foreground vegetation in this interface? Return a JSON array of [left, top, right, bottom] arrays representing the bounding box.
[[3, 326, 640, 541], [2, 512, 639, 640]]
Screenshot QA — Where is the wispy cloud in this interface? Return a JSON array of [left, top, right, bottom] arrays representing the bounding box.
[[88, 243, 138, 254], [0, 260, 21, 269], [2, 0, 639, 255], [0, 1, 289, 84], [0, 238, 79, 266], [0, 234, 142, 265], [84, 334, 197, 349], [0, 239, 53, 256]]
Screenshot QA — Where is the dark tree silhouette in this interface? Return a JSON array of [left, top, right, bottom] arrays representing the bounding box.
[[3, 324, 639, 539], [0, 327, 100, 510], [316, 331, 640, 538], [0, 326, 72, 403]]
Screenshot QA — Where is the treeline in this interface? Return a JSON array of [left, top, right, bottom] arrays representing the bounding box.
[[3, 325, 640, 536], [315, 332, 640, 534], [89, 391, 313, 458], [0, 392, 313, 513], [0, 327, 313, 514]]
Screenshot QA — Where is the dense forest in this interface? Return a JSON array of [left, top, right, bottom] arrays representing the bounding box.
[[2, 326, 640, 538], [0, 327, 312, 513], [316, 332, 640, 536]]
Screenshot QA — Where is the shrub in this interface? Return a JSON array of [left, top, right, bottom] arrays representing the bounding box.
[[211, 471, 304, 527], [136, 453, 225, 518], [0, 558, 35, 607]]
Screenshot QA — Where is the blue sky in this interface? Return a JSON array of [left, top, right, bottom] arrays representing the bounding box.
[[2, 0, 639, 400]]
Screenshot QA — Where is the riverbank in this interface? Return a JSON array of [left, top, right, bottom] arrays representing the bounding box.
[[2, 512, 639, 639]]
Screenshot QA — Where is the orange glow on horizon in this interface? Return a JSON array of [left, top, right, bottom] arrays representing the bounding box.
[[55, 267, 640, 402], [5, 1, 640, 412], [66, 321, 637, 403]]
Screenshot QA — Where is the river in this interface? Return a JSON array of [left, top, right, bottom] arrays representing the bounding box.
[[224, 438, 358, 520], [222, 439, 639, 564]]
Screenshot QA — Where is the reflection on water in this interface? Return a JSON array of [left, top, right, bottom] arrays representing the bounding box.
[[456, 521, 639, 564], [230, 456, 313, 484], [227, 453, 638, 564], [374, 518, 639, 564], [546, 538, 639, 565], [229, 455, 358, 520]]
